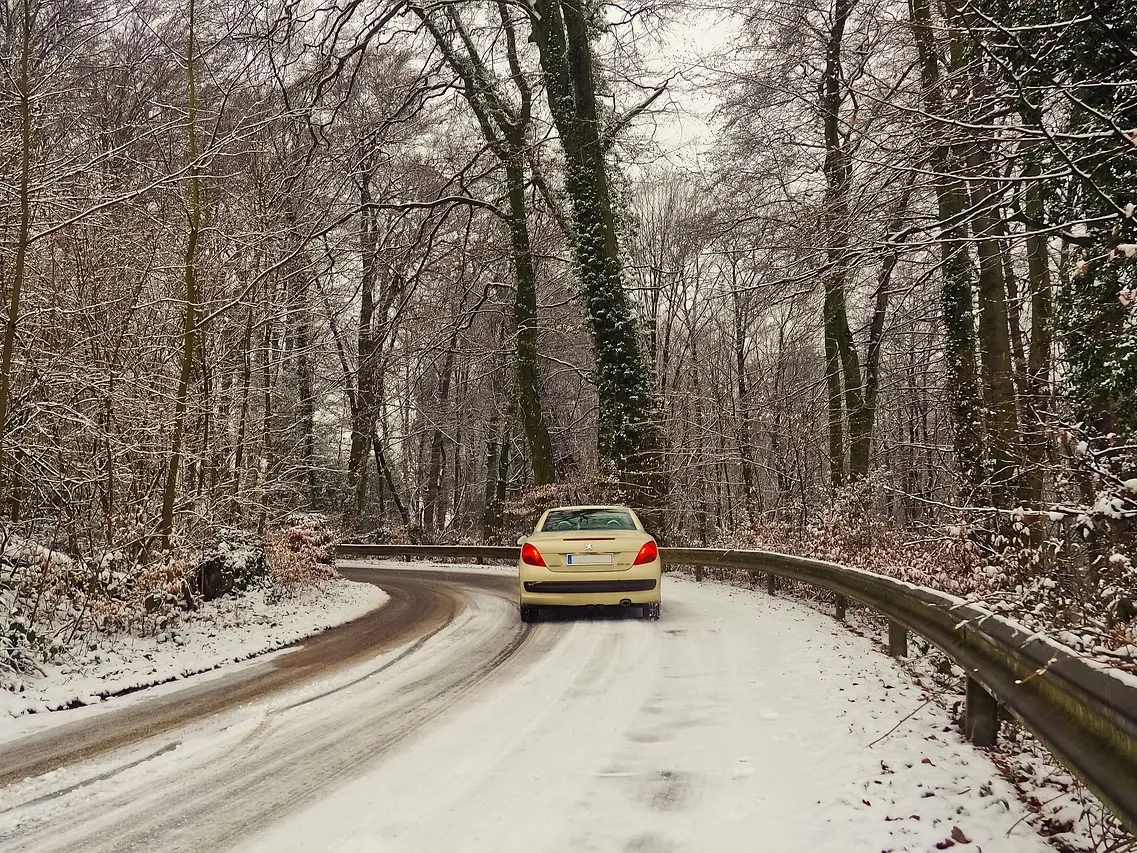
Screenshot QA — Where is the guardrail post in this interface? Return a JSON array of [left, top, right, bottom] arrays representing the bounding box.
[[964, 677, 1000, 747], [888, 621, 908, 657], [694, 564, 704, 582], [835, 594, 847, 621], [766, 573, 777, 595]]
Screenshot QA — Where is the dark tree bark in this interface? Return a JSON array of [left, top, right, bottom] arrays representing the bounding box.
[[730, 272, 760, 522], [505, 158, 556, 486], [0, 0, 34, 498], [346, 170, 379, 523], [909, 0, 986, 497], [345, 156, 404, 526], [818, 0, 911, 484], [1020, 109, 1054, 507], [230, 306, 254, 519], [966, 149, 1021, 507], [414, 5, 557, 486], [160, 1, 202, 549], [528, 0, 665, 507], [422, 343, 456, 537]]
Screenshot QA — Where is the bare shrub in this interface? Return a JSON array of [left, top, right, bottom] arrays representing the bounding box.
[[265, 514, 339, 598]]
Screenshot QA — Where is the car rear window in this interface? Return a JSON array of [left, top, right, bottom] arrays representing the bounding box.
[[541, 509, 637, 532]]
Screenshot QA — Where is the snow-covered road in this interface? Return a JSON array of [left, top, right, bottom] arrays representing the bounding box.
[[0, 565, 1052, 852]]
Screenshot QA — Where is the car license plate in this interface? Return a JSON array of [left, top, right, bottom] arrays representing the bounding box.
[[566, 553, 613, 565]]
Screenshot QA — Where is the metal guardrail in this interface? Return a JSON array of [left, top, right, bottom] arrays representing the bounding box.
[[336, 543, 517, 562], [336, 542, 1137, 834]]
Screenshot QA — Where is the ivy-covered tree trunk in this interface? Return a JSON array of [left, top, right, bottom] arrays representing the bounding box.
[[909, 0, 986, 497], [819, 0, 896, 485], [346, 171, 381, 525], [966, 149, 1022, 507], [1052, 10, 1137, 437], [530, 0, 664, 506]]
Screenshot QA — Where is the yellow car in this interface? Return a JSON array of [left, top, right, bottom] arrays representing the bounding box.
[[517, 505, 661, 622]]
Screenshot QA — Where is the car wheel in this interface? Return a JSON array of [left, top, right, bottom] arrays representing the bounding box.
[[644, 603, 660, 621], [520, 605, 538, 623]]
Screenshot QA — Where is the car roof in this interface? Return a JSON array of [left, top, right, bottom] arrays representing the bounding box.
[[544, 505, 632, 512]]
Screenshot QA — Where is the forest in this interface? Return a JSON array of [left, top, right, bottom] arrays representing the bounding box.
[[0, 0, 1135, 663]]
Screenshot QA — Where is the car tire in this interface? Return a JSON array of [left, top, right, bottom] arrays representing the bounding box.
[[644, 602, 661, 621], [520, 605, 538, 623]]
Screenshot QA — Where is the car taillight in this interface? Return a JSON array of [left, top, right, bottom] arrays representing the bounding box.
[[521, 542, 546, 567], [633, 540, 658, 565]]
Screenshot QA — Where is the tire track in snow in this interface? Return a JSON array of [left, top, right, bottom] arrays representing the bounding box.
[[0, 567, 462, 788], [0, 569, 529, 852], [238, 576, 1058, 853], [3, 570, 1065, 853]]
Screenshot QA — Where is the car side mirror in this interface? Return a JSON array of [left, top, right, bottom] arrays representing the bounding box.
[[516, 535, 527, 546]]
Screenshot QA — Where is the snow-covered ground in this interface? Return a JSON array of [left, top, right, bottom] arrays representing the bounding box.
[[0, 566, 1061, 853], [0, 578, 387, 730], [245, 573, 1052, 853]]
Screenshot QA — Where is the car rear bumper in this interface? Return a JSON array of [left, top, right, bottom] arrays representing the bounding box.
[[523, 579, 657, 593], [519, 563, 661, 606]]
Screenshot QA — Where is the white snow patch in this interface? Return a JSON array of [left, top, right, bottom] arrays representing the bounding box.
[[0, 579, 387, 731]]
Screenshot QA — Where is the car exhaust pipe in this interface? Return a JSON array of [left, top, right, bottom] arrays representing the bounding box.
[[620, 599, 632, 606]]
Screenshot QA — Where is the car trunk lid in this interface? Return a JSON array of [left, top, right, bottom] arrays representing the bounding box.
[[526, 531, 650, 572]]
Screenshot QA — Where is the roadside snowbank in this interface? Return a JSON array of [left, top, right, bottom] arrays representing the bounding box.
[[1, 578, 387, 722]]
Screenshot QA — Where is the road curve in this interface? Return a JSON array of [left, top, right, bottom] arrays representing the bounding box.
[[0, 567, 484, 788], [0, 567, 1059, 853], [0, 567, 527, 853]]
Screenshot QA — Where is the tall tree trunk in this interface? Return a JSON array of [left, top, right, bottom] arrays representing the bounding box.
[[530, 0, 664, 506], [481, 426, 500, 542], [258, 313, 275, 535], [909, 0, 986, 497], [848, 177, 916, 477], [0, 0, 34, 504], [210, 361, 231, 495], [230, 306, 254, 519], [771, 325, 793, 507], [347, 169, 381, 524], [731, 281, 760, 521], [819, 0, 867, 484], [494, 430, 510, 529], [414, 7, 558, 488], [505, 157, 556, 485], [160, 1, 201, 549], [966, 150, 1021, 507], [824, 325, 845, 487], [291, 271, 317, 507], [370, 429, 410, 530], [422, 343, 457, 538], [1021, 110, 1053, 507]]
